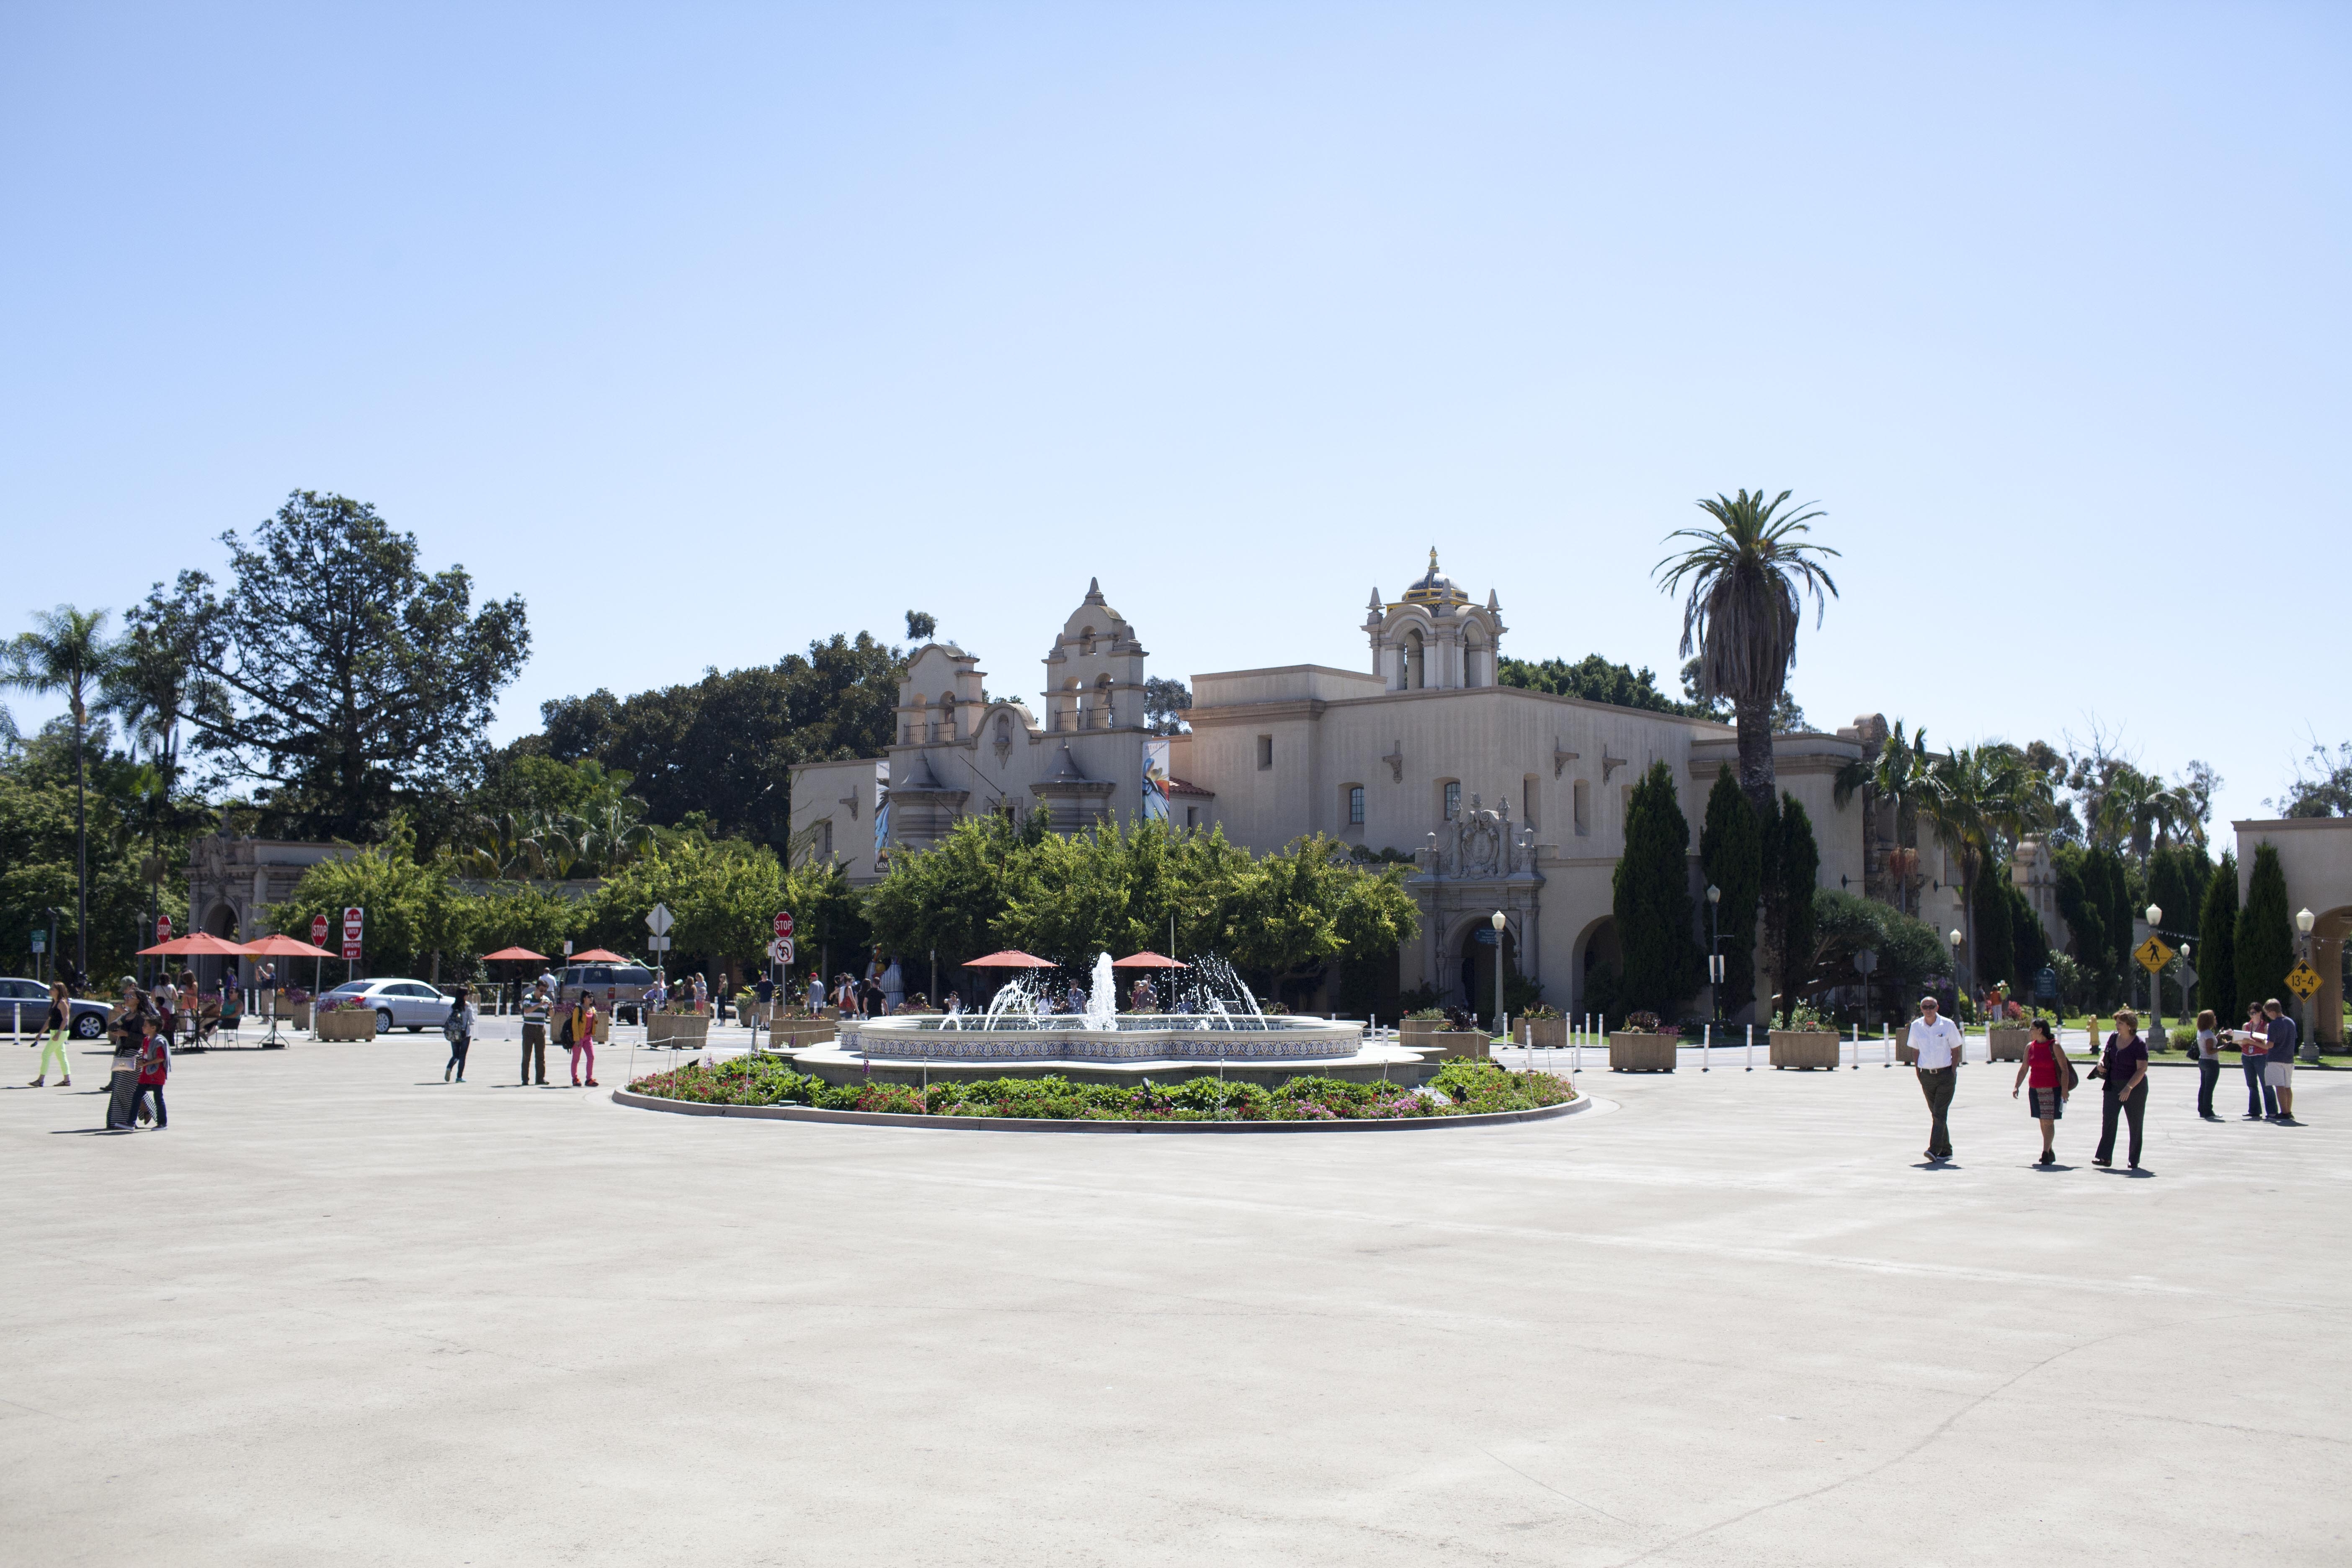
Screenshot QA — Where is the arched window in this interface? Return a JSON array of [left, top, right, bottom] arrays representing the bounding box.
[[938, 695, 956, 740], [1404, 629, 1425, 691]]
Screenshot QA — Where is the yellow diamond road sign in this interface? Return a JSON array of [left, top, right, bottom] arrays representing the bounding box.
[[2134, 936, 2176, 974], [2285, 962, 2322, 1001]]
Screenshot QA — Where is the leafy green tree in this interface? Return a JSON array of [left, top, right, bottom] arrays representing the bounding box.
[[1499, 654, 1701, 715], [533, 632, 903, 845], [2236, 844, 2294, 1010], [1653, 488, 1840, 820], [169, 492, 530, 840], [585, 831, 790, 982], [2272, 742, 2352, 818], [1226, 835, 1418, 1007], [2089, 844, 2133, 984], [904, 610, 938, 642], [1761, 792, 1820, 1024], [268, 823, 470, 980], [2198, 851, 2239, 1026], [1806, 889, 1947, 1018], [1613, 761, 1700, 1016], [3, 606, 122, 977], [2054, 846, 2102, 975], [1699, 765, 1761, 1020], [0, 719, 187, 985]]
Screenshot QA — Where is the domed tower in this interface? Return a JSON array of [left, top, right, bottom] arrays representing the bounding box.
[[1042, 578, 1149, 732], [1364, 548, 1506, 691]]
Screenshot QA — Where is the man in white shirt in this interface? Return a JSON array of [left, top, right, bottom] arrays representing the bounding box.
[[1908, 995, 1965, 1161]]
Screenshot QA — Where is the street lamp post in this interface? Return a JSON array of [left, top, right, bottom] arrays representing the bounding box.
[[1948, 928, 1965, 1037], [2296, 907, 2318, 1062], [2146, 903, 2164, 1042], [1491, 909, 1508, 1052]]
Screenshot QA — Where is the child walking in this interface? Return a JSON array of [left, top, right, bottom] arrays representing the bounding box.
[[135, 1025, 170, 1129], [29, 980, 71, 1087]]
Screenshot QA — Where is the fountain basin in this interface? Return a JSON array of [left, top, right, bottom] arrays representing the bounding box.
[[842, 1012, 1361, 1062]]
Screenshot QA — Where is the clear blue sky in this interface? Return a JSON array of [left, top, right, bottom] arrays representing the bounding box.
[[5, 4, 2345, 833]]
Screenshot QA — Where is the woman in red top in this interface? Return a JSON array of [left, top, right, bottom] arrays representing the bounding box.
[[2012, 1016, 2068, 1166]]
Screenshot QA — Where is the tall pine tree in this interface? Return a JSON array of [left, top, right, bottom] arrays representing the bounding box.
[[2198, 850, 2239, 1026], [1612, 761, 1701, 1015], [1761, 792, 1820, 1024], [2236, 843, 2294, 1011], [1699, 765, 1762, 1022]]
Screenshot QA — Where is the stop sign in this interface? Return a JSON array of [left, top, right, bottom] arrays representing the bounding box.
[[775, 911, 793, 939], [156, 914, 173, 940], [311, 915, 330, 946]]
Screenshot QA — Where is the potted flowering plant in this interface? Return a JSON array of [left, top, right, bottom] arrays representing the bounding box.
[[1609, 1011, 1678, 1072], [315, 995, 377, 1042], [1518, 1003, 1567, 1050], [1769, 1001, 1840, 1069]]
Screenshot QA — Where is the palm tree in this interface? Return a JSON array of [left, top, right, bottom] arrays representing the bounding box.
[[4, 606, 121, 980], [1920, 745, 2055, 995], [1834, 720, 1931, 915], [1655, 490, 1841, 820]]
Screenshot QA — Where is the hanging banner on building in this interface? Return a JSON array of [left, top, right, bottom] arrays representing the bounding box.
[[872, 759, 890, 873], [1142, 737, 1170, 822]]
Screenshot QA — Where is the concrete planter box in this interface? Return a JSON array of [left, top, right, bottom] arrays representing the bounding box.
[[646, 1013, 711, 1048], [1398, 1021, 1487, 1060], [315, 1009, 377, 1042], [767, 1019, 838, 1050], [1769, 1030, 1841, 1070], [1988, 1027, 2029, 1062], [284, 1002, 313, 1029], [1520, 1017, 1567, 1050], [1609, 1032, 1677, 1072]]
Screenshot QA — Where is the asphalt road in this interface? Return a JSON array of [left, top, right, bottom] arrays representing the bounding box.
[[3, 1032, 2343, 1565]]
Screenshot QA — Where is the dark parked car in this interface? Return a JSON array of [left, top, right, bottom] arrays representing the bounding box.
[[0, 976, 109, 1039], [556, 962, 657, 1021]]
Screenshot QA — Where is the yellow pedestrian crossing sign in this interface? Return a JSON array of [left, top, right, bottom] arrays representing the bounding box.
[[2134, 936, 2176, 974], [2285, 962, 2322, 1001]]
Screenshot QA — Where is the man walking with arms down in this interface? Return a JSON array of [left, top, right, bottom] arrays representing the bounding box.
[[1909, 994, 1965, 1161]]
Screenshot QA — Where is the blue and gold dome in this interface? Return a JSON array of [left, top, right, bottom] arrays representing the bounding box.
[[1400, 547, 1468, 606]]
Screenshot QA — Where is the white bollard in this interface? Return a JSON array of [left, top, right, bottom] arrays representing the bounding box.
[[1745, 1022, 1753, 1072], [1702, 1023, 1710, 1072]]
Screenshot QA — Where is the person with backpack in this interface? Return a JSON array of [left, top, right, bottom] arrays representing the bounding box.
[[2011, 1016, 2073, 1165], [442, 984, 477, 1083], [28, 980, 71, 1087], [568, 994, 598, 1087]]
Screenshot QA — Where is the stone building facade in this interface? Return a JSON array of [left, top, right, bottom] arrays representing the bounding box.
[[792, 553, 1921, 1020]]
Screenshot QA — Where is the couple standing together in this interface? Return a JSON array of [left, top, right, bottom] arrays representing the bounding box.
[[1908, 996, 2152, 1170]]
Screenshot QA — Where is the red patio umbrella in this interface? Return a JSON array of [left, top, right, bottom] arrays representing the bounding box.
[[570, 948, 629, 963], [241, 934, 338, 959], [1110, 951, 1187, 968], [962, 950, 1055, 967], [139, 932, 250, 957], [481, 946, 548, 962]]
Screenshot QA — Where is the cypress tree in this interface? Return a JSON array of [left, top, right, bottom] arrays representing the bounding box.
[[2055, 851, 2103, 969], [1699, 764, 1762, 1021], [2236, 843, 2295, 1011], [2095, 846, 2133, 978], [2006, 880, 2048, 989], [2198, 851, 2239, 1026], [1972, 869, 2015, 998], [1612, 761, 1701, 1015], [1761, 791, 1820, 1024]]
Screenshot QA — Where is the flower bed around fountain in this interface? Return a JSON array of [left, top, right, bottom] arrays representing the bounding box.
[[623, 1054, 1575, 1124]]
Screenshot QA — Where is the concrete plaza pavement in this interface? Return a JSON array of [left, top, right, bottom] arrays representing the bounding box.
[[3, 1028, 2346, 1566]]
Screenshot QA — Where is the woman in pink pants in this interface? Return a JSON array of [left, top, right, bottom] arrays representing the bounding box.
[[569, 996, 599, 1087]]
